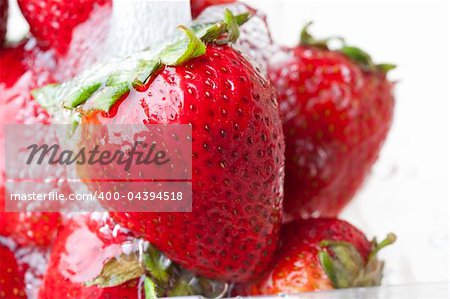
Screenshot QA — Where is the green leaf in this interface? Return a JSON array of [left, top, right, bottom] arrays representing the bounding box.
[[133, 59, 162, 88], [223, 9, 240, 43], [340, 46, 374, 70], [144, 277, 158, 299], [160, 25, 206, 66], [376, 63, 397, 73], [168, 280, 195, 297], [143, 247, 171, 284], [318, 237, 394, 289], [235, 12, 251, 26], [64, 83, 102, 109], [85, 253, 145, 288], [80, 82, 129, 113], [318, 250, 339, 288], [299, 21, 333, 50]]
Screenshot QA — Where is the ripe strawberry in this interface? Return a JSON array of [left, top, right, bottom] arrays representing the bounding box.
[[238, 218, 396, 295], [0, 212, 62, 247], [39, 214, 228, 299], [34, 12, 285, 282], [17, 0, 111, 55], [0, 0, 7, 47], [0, 40, 53, 202], [269, 23, 395, 220], [191, 0, 237, 18], [0, 41, 63, 247], [0, 243, 27, 298], [38, 215, 144, 299]]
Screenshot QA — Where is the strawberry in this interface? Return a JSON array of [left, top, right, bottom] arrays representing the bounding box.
[[17, 0, 111, 55], [269, 23, 395, 220], [0, 212, 63, 247], [39, 214, 229, 299], [0, 244, 27, 298], [34, 11, 285, 282], [238, 218, 396, 295], [191, 0, 237, 18], [0, 41, 63, 247], [0, 0, 7, 47], [38, 215, 144, 299]]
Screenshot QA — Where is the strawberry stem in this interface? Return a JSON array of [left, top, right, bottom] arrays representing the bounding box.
[[299, 22, 395, 73], [368, 233, 396, 262], [144, 276, 158, 299], [318, 235, 395, 289]]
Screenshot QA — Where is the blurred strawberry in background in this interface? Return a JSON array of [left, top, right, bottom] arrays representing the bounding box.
[[0, 0, 7, 47], [269, 23, 395, 221], [0, 244, 27, 298], [17, 0, 112, 56], [0, 40, 63, 249]]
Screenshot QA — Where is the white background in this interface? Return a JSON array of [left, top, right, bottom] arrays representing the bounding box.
[[6, 0, 450, 286]]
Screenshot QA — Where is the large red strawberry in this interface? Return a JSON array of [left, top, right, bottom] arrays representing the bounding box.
[[0, 244, 27, 298], [269, 23, 395, 220], [191, 0, 236, 18], [0, 0, 7, 47], [238, 218, 396, 295], [0, 41, 63, 247], [34, 12, 285, 282], [17, 0, 111, 55], [39, 214, 228, 299]]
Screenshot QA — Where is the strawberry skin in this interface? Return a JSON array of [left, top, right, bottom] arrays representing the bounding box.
[[270, 37, 394, 220], [0, 0, 7, 47], [0, 212, 62, 247], [239, 218, 395, 295], [191, 0, 237, 18], [0, 243, 27, 298], [17, 0, 111, 55]]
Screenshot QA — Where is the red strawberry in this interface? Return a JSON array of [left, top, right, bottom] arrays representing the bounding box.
[[17, 0, 111, 55], [0, 212, 62, 247], [34, 12, 285, 282], [269, 23, 395, 220], [238, 218, 396, 295], [191, 0, 237, 18], [38, 215, 143, 299], [0, 41, 63, 247], [0, 0, 7, 47], [39, 214, 229, 299], [0, 243, 27, 298]]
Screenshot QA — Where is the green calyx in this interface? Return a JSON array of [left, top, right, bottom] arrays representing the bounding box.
[[33, 10, 252, 120], [85, 244, 228, 299], [300, 21, 344, 50], [300, 22, 396, 73], [318, 233, 396, 289]]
